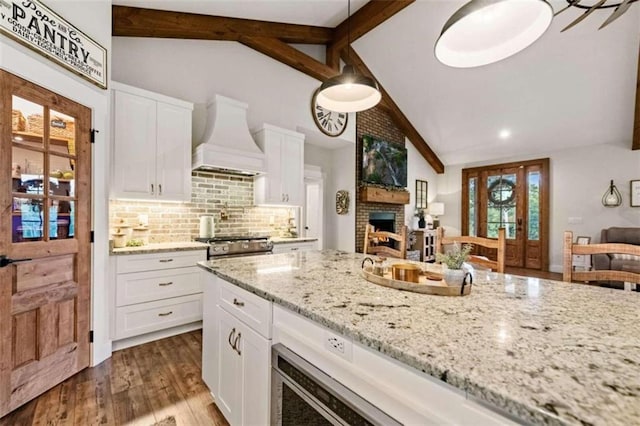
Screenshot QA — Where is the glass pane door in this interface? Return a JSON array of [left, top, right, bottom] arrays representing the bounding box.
[[486, 173, 517, 239], [11, 96, 77, 243]]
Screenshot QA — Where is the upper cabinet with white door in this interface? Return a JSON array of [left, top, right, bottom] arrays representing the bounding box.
[[253, 124, 304, 206], [111, 82, 193, 202]]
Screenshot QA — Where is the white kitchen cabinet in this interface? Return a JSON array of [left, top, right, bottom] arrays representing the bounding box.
[[272, 240, 317, 254], [217, 306, 270, 426], [253, 124, 304, 206], [112, 249, 206, 349], [112, 82, 193, 202], [202, 275, 271, 426]]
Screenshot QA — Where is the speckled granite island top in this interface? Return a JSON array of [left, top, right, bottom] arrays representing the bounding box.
[[197, 250, 640, 426]]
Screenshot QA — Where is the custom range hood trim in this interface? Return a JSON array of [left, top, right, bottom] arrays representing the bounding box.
[[192, 94, 266, 175]]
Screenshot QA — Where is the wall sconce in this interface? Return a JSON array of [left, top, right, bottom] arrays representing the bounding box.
[[602, 180, 622, 207]]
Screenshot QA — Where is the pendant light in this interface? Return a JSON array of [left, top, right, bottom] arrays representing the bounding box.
[[435, 0, 553, 68], [602, 180, 622, 207], [316, 0, 381, 113]]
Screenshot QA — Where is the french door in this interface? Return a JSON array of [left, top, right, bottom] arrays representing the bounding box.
[[462, 158, 549, 270], [0, 70, 92, 417]]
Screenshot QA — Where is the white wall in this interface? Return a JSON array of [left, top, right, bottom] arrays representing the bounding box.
[[304, 144, 356, 251], [404, 137, 440, 228], [437, 142, 640, 272], [0, 0, 112, 365], [112, 38, 332, 141]]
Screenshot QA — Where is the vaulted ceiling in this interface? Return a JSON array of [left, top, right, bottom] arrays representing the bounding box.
[[112, 0, 640, 172]]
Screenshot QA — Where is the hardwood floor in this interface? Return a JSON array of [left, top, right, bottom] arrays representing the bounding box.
[[0, 330, 229, 426]]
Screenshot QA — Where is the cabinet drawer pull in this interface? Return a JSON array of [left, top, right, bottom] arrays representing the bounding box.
[[232, 298, 245, 307], [158, 281, 173, 286], [159, 184, 162, 196], [159, 259, 174, 263], [290, 247, 299, 251], [228, 327, 236, 349], [151, 184, 154, 195], [234, 332, 242, 356], [158, 311, 173, 317]]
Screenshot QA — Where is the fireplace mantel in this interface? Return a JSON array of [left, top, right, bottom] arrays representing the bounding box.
[[360, 186, 410, 205]]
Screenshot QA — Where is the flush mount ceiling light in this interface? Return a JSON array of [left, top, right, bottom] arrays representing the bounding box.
[[435, 0, 553, 68], [315, 0, 381, 113]]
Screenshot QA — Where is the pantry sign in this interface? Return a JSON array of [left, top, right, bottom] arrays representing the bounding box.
[[0, 0, 107, 89]]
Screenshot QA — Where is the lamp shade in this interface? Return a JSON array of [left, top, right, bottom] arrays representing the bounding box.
[[429, 202, 445, 216], [316, 65, 382, 113], [435, 0, 553, 68]]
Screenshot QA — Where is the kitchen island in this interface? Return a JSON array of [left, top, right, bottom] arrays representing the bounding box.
[[198, 250, 640, 425]]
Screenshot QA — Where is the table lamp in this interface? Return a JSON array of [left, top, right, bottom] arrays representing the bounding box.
[[429, 203, 445, 229]]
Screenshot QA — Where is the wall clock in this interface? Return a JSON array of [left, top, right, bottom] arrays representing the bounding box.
[[311, 88, 348, 137]]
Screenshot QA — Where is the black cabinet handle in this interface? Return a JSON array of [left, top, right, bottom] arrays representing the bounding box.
[[228, 327, 236, 349], [232, 298, 245, 307], [234, 332, 242, 356]]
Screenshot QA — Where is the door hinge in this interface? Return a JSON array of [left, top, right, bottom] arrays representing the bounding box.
[[90, 231, 94, 243], [89, 330, 94, 343], [90, 129, 99, 143]]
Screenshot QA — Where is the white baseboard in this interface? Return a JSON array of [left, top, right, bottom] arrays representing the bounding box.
[[112, 321, 202, 352]]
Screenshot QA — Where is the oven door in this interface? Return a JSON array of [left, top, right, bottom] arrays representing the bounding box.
[[271, 344, 402, 426]]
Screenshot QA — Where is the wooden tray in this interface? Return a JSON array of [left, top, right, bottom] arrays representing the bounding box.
[[361, 266, 471, 296]]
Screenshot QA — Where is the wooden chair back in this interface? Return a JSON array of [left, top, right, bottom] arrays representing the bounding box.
[[563, 231, 640, 286], [435, 227, 506, 273], [363, 224, 408, 259]]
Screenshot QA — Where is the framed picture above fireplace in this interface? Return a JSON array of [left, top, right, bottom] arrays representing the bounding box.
[[362, 135, 407, 188]]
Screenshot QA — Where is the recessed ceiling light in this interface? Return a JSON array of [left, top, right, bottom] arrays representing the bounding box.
[[499, 129, 511, 139]]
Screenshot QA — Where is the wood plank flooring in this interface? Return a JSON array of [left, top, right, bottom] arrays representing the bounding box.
[[0, 330, 229, 426]]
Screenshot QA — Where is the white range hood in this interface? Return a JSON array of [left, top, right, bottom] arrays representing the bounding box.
[[192, 94, 265, 175]]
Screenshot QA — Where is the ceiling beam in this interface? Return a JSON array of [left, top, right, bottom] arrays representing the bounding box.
[[329, 0, 415, 53], [633, 45, 640, 150], [112, 6, 334, 44], [238, 36, 337, 82], [342, 46, 445, 174]]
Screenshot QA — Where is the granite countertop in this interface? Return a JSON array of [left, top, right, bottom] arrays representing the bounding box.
[[198, 250, 640, 426], [111, 241, 209, 255], [270, 237, 318, 244]]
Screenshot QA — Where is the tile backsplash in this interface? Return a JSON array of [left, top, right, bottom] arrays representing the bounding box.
[[109, 171, 295, 243]]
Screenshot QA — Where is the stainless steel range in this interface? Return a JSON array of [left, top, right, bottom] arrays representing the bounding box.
[[195, 235, 273, 259]]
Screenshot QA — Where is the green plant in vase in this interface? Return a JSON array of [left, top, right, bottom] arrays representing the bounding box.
[[436, 242, 473, 287]]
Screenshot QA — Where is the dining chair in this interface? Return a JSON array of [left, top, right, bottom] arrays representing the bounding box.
[[363, 224, 408, 259], [563, 231, 640, 290], [435, 227, 506, 273]]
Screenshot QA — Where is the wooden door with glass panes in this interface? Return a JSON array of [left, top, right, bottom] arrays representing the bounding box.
[[462, 159, 549, 270], [0, 70, 91, 417]]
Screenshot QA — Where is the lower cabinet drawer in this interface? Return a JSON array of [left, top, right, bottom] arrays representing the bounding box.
[[114, 294, 202, 340], [116, 267, 202, 306]]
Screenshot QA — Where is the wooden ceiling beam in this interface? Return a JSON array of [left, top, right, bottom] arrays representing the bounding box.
[[239, 36, 337, 82], [330, 1, 415, 53], [112, 6, 334, 44], [342, 46, 445, 174], [633, 45, 640, 150]]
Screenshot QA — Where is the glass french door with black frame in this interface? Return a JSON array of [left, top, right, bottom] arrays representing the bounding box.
[[462, 158, 549, 270]]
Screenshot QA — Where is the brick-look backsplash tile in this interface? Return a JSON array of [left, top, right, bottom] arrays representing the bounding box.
[[355, 106, 406, 253], [109, 171, 294, 243]]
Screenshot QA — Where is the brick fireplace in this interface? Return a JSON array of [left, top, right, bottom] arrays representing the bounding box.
[[355, 106, 406, 253]]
